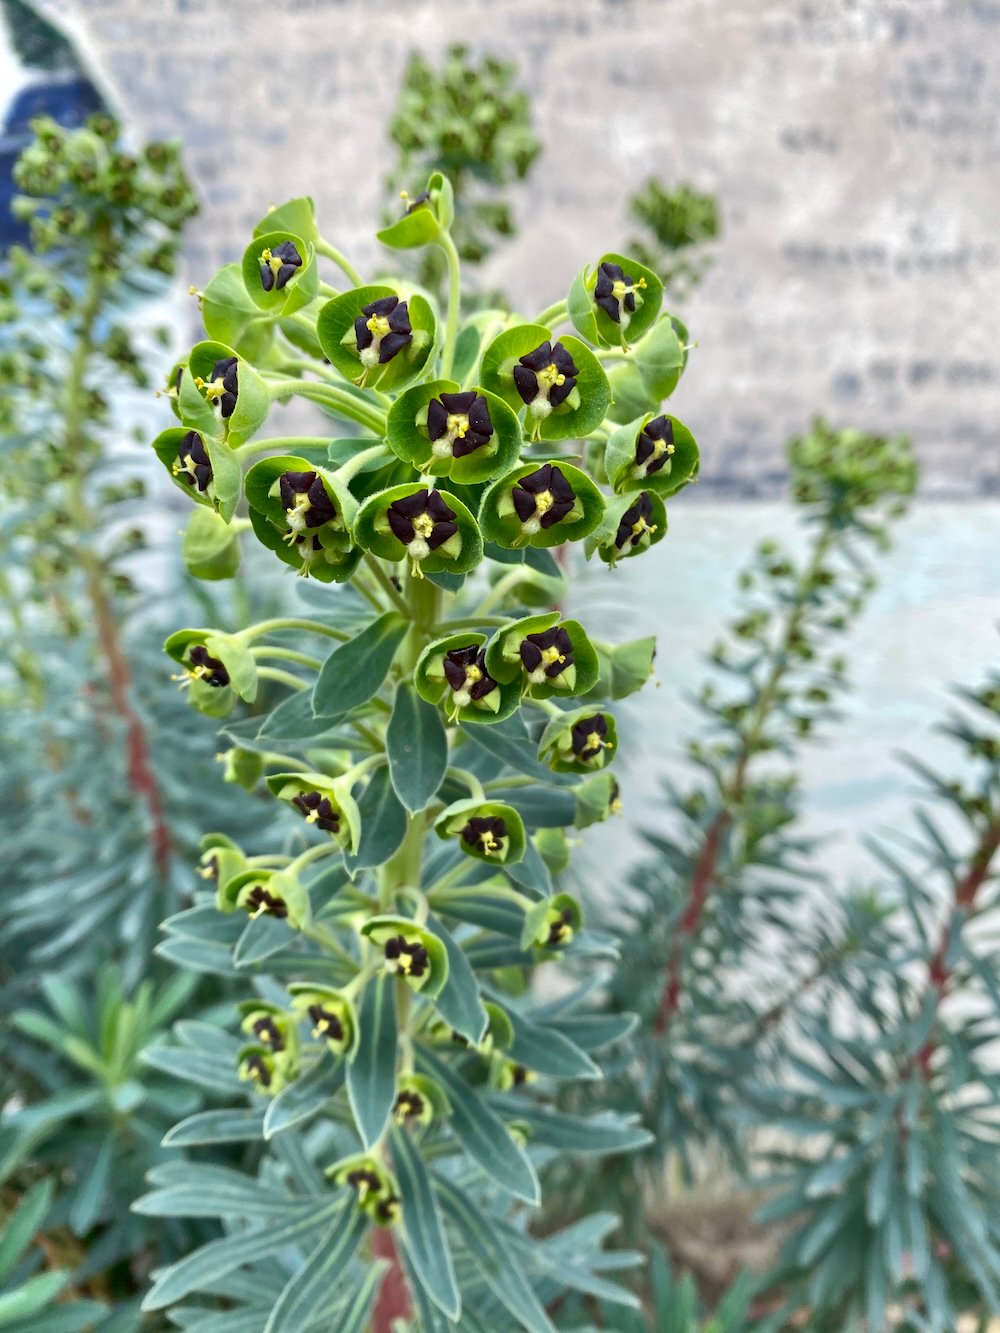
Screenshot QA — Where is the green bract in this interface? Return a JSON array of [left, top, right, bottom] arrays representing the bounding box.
[[244, 454, 360, 582], [288, 984, 358, 1058], [152, 425, 242, 522], [177, 340, 269, 448], [479, 458, 606, 549], [317, 284, 436, 391], [485, 611, 599, 699], [435, 797, 527, 866], [360, 916, 449, 998], [218, 868, 311, 930], [354, 483, 482, 576], [414, 630, 521, 724], [386, 378, 522, 483], [265, 771, 361, 853], [376, 171, 455, 250], [480, 325, 611, 440], [568, 251, 664, 348], [163, 627, 257, 716], [538, 706, 619, 774], [181, 507, 240, 580], [587, 488, 668, 566], [522, 892, 584, 952], [605, 411, 701, 497], [241, 228, 318, 316]]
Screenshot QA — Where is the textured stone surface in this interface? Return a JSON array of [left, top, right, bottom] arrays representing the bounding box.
[[42, 0, 1000, 495]]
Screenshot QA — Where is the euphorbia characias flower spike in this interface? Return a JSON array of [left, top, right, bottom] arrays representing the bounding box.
[[147, 175, 702, 1327]]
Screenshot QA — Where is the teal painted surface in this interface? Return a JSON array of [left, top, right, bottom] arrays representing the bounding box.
[[568, 500, 1000, 881]]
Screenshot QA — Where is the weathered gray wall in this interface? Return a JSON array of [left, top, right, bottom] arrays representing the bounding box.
[[44, 0, 1000, 497]]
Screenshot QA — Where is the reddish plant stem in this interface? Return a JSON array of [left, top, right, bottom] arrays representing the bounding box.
[[914, 815, 1000, 1079], [372, 1227, 411, 1332], [86, 565, 173, 880], [652, 525, 834, 1037], [655, 810, 730, 1033]]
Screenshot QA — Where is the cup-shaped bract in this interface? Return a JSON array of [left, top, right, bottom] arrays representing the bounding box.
[[288, 984, 358, 1059], [376, 171, 455, 250], [354, 483, 482, 577], [317, 285, 435, 392], [605, 412, 700, 498], [197, 833, 248, 892], [328, 1154, 401, 1228], [485, 611, 599, 700], [219, 868, 311, 930], [177, 341, 269, 448], [415, 630, 521, 724], [574, 770, 622, 829], [244, 454, 360, 582], [538, 706, 618, 775], [153, 426, 242, 523], [522, 892, 584, 953], [568, 251, 664, 349], [587, 488, 667, 566], [480, 325, 611, 441], [266, 771, 360, 853], [479, 460, 605, 550], [241, 227, 318, 316], [238, 999, 300, 1066], [360, 916, 449, 998], [435, 797, 527, 866], [386, 379, 522, 484], [392, 1072, 450, 1127], [163, 627, 257, 717], [181, 507, 241, 581]]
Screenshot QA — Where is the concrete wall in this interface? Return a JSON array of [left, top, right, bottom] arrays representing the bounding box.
[[39, 0, 1000, 497]]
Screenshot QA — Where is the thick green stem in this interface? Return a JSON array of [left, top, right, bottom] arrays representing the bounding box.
[[243, 617, 349, 642], [364, 556, 410, 616], [532, 298, 568, 328], [315, 237, 365, 287], [334, 443, 392, 482], [233, 436, 333, 459], [267, 378, 386, 436]]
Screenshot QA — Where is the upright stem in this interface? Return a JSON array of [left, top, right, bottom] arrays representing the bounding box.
[[267, 378, 386, 436], [65, 249, 173, 883], [914, 813, 1000, 1078], [654, 522, 836, 1034], [438, 231, 462, 380]]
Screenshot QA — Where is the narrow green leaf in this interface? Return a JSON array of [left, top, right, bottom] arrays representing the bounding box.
[[142, 1199, 341, 1310], [500, 1005, 602, 1081], [488, 1097, 652, 1156], [393, 1128, 460, 1318], [0, 1269, 67, 1322], [346, 973, 398, 1148], [345, 765, 408, 872], [387, 682, 448, 813], [312, 612, 407, 717], [264, 1052, 344, 1139], [436, 1177, 554, 1333], [263, 1202, 366, 1333], [416, 1046, 539, 1204], [161, 1109, 265, 1147], [424, 914, 489, 1045], [0, 1178, 52, 1281]]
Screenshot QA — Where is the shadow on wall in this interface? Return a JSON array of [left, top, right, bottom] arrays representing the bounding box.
[[0, 0, 104, 247]]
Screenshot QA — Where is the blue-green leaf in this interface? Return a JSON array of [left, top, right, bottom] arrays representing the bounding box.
[[416, 1047, 539, 1204], [346, 765, 408, 873], [346, 973, 397, 1148], [263, 1202, 366, 1333], [313, 612, 407, 717], [393, 1127, 460, 1318], [424, 914, 489, 1045], [387, 682, 448, 813]]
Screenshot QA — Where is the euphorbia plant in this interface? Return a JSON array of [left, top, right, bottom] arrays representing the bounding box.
[[141, 172, 700, 1325]]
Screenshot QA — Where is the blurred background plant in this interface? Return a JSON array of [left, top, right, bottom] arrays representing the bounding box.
[[0, 113, 280, 1323], [384, 44, 541, 298], [626, 179, 721, 303]]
